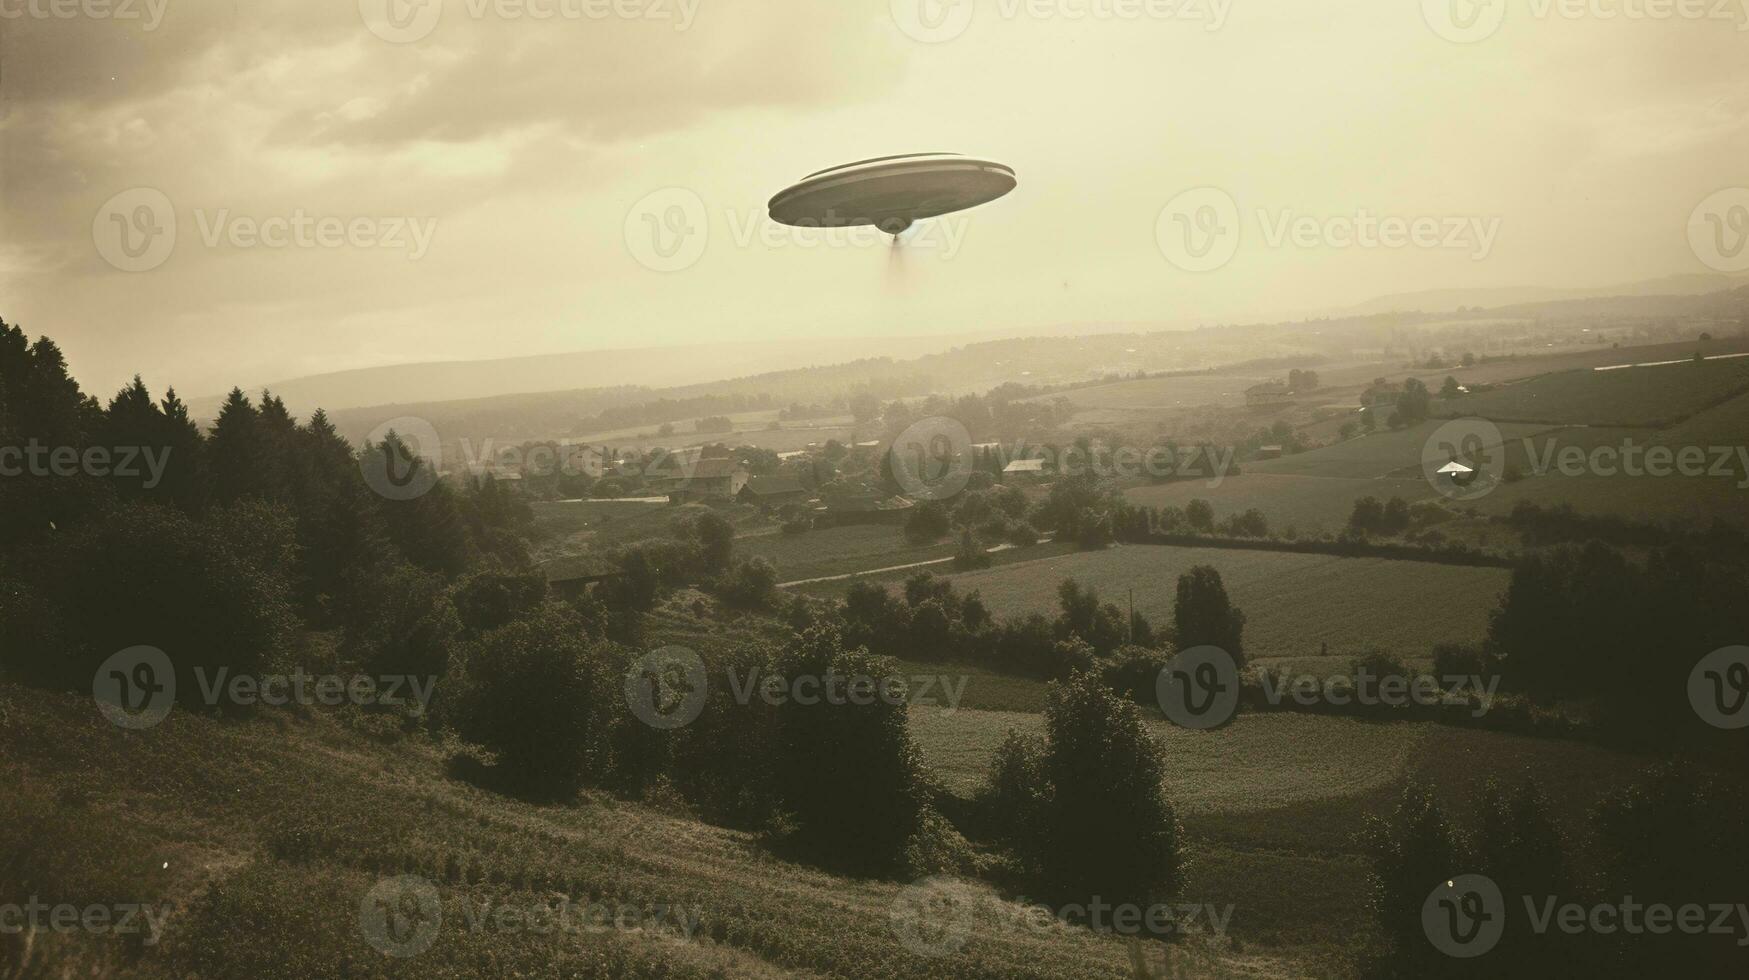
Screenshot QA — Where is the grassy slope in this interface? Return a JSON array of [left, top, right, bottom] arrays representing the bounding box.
[[0, 684, 1297, 980]]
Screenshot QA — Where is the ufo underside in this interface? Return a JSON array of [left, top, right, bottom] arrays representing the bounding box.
[[767, 153, 1017, 236]]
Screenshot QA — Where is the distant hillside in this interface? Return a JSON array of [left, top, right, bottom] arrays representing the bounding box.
[[294, 287, 1749, 451], [187, 333, 1003, 420], [1350, 273, 1746, 315]]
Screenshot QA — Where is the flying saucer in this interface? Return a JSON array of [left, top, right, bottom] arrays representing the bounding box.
[[768, 153, 1017, 238]]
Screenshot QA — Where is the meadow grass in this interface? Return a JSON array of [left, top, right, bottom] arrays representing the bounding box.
[[1, 683, 1287, 980], [927, 545, 1509, 662]]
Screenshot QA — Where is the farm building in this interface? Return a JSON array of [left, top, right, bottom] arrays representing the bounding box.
[[540, 554, 624, 600], [737, 475, 809, 508], [1001, 458, 1049, 483], [647, 456, 749, 501]]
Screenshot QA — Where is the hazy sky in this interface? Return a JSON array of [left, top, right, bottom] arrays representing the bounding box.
[[3, 0, 1746, 399]]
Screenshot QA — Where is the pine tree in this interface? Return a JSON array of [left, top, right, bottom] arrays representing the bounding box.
[[208, 388, 261, 504]]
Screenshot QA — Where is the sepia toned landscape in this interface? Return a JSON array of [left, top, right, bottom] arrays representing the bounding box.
[[4, 2, 1748, 978]]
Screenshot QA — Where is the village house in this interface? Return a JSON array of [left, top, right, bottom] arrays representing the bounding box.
[[540, 554, 624, 601], [737, 475, 810, 509], [647, 455, 749, 501]]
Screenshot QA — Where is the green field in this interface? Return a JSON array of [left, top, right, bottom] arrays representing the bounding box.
[[1654, 387, 1749, 446], [909, 697, 1670, 967], [1440, 356, 1749, 427], [1044, 373, 1275, 411], [1250, 421, 1556, 480], [571, 411, 858, 454], [912, 706, 1428, 812], [1125, 473, 1436, 536], [930, 545, 1509, 661]]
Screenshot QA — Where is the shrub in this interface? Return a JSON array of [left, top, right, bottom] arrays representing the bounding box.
[[1184, 499, 1214, 532], [341, 562, 462, 688], [12, 503, 297, 703], [1100, 645, 1170, 705], [717, 556, 778, 609], [768, 626, 928, 873], [1173, 566, 1246, 666], [952, 528, 992, 570], [1037, 672, 1183, 911], [904, 500, 951, 543], [678, 511, 736, 575], [1474, 779, 1586, 973], [1074, 507, 1114, 550], [450, 570, 547, 636], [1431, 642, 1486, 680], [1592, 765, 1749, 975], [442, 604, 600, 798], [1360, 784, 1467, 976], [974, 729, 1047, 863], [1217, 508, 1269, 538]]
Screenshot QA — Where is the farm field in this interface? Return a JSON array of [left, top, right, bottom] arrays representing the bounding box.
[[572, 410, 859, 454], [912, 706, 1429, 814], [1042, 373, 1277, 411], [1248, 421, 1557, 480], [910, 699, 1679, 968], [894, 659, 1051, 713], [929, 546, 1509, 661], [1348, 336, 1749, 391], [1463, 467, 1749, 528], [1653, 387, 1749, 446], [1438, 355, 1749, 427], [1124, 473, 1436, 536]]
